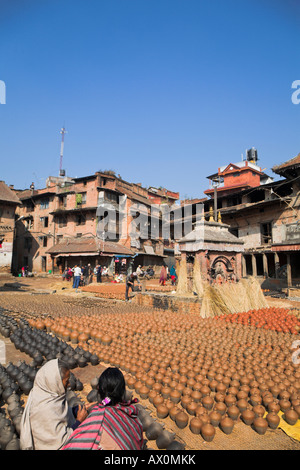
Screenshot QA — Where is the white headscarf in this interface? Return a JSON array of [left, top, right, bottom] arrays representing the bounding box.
[[20, 359, 76, 450]]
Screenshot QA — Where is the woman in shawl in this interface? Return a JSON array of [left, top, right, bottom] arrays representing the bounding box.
[[159, 265, 167, 286], [20, 359, 88, 450], [61, 367, 144, 450], [170, 265, 177, 285]]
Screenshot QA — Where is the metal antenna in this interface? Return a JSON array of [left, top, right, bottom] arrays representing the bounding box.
[[59, 126, 67, 176]]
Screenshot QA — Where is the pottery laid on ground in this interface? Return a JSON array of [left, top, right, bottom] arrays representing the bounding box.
[[1, 301, 300, 450]]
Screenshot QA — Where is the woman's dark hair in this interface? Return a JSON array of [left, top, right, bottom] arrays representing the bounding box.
[[98, 367, 125, 406]]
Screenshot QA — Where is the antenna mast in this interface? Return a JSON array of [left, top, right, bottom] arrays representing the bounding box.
[[59, 126, 67, 176]]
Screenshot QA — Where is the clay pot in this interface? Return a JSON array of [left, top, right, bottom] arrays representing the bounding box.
[[200, 423, 215, 442], [5, 435, 20, 450], [267, 402, 280, 414], [169, 406, 180, 421], [148, 390, 158, 404], [237, 399, 248, 412], [175, 411, 189, 429], [270, 385, 280, 398], [214, 402, 227, 416], [90, 354, 99, 366], [202, 395, 214, 411], [181, 395, 191, 410], [87, 389, 100, 403], [153, 395, 164, 408], [283, 409, 299, 426], [266, 412, 280, 430], [161, 386, 171, 400], [0, 423, 15, 449], [294, 405, 300, 417], [250, 394, 262, 406], [167, 440, 186, 450], [127, 377, 136, 390], [78, 333, 89, 343], [169, 390, 181, 404], [216, 383, 227, 395], [146, 421, 164, 440], [209, 379, 218, 392], [215, 392, 226, 403], [140, 413, 155, 432], [146, 377, 155, 390], [236, 390, 248, 400], [225, 394, 236, 407], [191, 390, 202, 403], [253, 417, 268, 435], [279, 399, 292, 413], [186, 401, 198, 415], [241, 409, 255, 426], [70, 331, 78, 344], [139, 385, 150, 400], [156, 404, 169, 419], [200, 385, 210, 397], [220, 416, 234, 435], [227, 405, 240, 421], [253, 405, 266, 418], [189, 417, 203, 434], [209, 410, 222, 427], [156, 430, 175, 449]]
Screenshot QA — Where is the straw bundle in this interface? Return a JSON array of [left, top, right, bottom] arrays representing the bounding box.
[[176, 257, 188, 296], [192, 257, 204, 298], [200, 276, 268, 318]]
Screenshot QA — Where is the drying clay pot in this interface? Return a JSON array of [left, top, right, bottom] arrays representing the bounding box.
[[156, 430, 175, 449], [219, 416, 234, 435], [175, 411, 189, 429], [201, 423, 215, 442], [189, 417, 203, 434], [266, 412, 280, 430], [156, 404, 169, 419], [283, 409, 299, 426], [253, 417, 268, 435]]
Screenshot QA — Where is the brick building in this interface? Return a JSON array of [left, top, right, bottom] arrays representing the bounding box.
[[202, 151, 300, 289], [0, 181, 20, 273], [13, 171, 179, 276]]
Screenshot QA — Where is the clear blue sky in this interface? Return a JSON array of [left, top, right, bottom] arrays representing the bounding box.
[[1, 0, 300, 199]]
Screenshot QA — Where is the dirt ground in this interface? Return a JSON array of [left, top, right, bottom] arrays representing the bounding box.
[[1, 273, 300, 451]]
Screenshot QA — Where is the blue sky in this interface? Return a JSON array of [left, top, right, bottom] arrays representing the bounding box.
[[1, 0, 300, 198]]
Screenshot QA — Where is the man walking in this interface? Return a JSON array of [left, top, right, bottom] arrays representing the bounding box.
[[72, 265, 82, 291]]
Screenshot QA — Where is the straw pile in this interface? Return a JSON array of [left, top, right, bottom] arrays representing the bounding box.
[[192, 257, 204, 298], [200, 276, 268, 318], [175, 257, 188, 296]]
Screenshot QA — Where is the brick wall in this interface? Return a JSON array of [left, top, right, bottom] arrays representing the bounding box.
[[132, 292, 202, 314]]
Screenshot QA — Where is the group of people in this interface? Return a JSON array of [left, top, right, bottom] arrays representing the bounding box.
[[159, 265, 177, 286], [20, 359, 144, 450], [62, 264, 109, 289], [136, 265, 155, 279], [62, 263, 177, 296]]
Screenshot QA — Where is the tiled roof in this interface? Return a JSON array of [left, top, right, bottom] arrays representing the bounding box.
[[178, 221, 244, 245], [46, 237, 135, 256], [272, 153, 300, 174], [0, 181, 21, 204]]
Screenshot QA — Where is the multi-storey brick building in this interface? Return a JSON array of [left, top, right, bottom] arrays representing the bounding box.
[[202, 151, 300, 289], [0, 181, 20, 273], [13, 172, 179, 276]]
